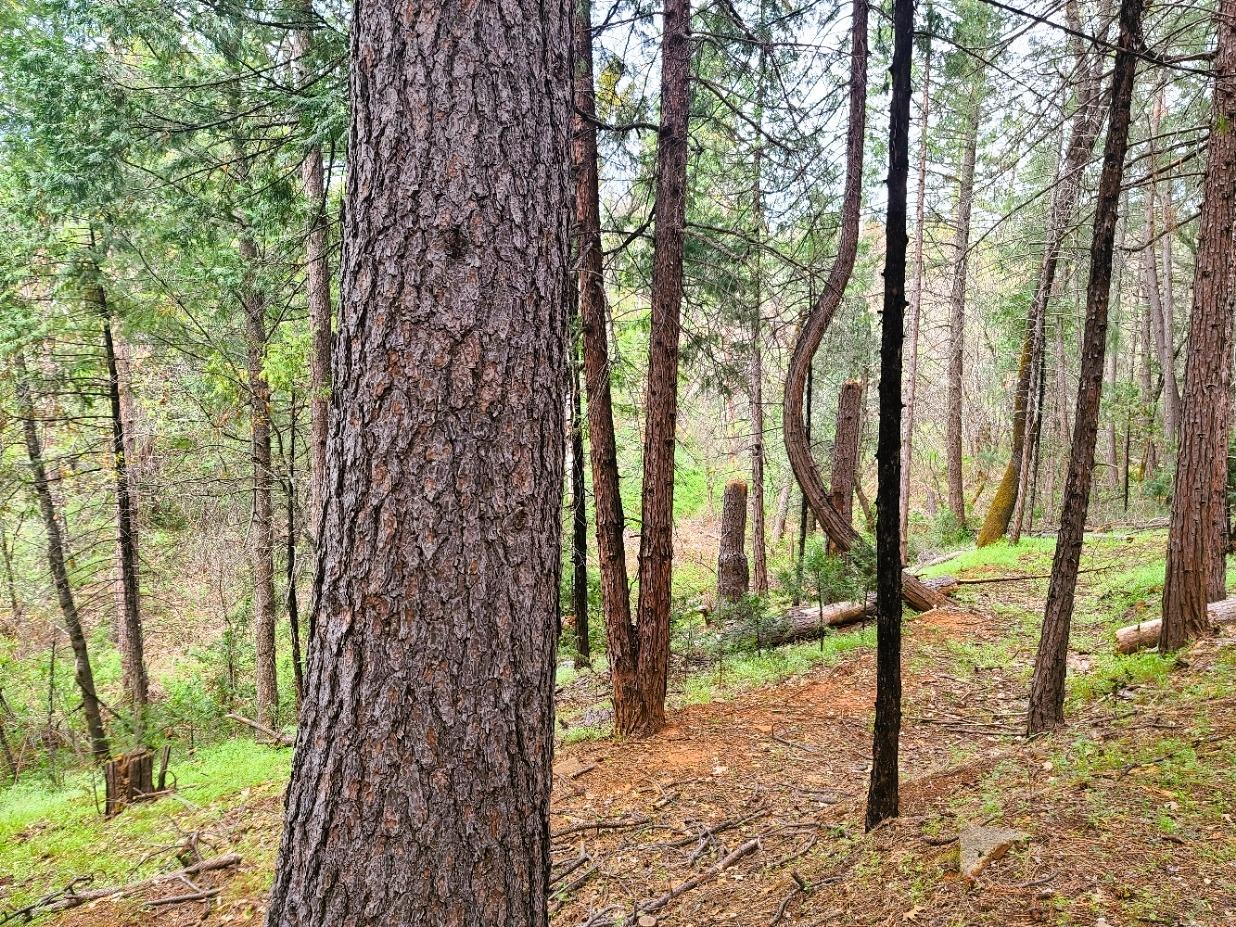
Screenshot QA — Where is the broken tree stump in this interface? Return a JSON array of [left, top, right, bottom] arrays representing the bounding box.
[[104, 748, 154, 817], [827, 380, 863, 555], [717, 480, 750, 603], [1115, 596, 1236, 653]]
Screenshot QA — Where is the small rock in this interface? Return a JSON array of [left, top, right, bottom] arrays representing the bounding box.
[[958, 826, 1029, 880], [638, 916, 657, 927]]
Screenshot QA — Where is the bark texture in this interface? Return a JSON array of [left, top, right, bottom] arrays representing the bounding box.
[[1160, 0, 1236, 651], [264, 0, 572, 920], [630, 0, 692, 736], [15, 354, 109, 761], [717, 480, 750, 603], [866, 0, 912, 831], [570, 328, 591, 667], [1027, 0, 1142, 734], [946, 98, 979, 527], [828, 379, 863, 555], [781, 0, 941, 612]]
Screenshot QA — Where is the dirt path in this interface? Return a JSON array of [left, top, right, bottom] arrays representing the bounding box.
[[42, 540, 1236, 926]]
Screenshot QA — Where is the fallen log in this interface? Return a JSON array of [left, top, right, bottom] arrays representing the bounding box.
[[226, 712, 294, 747], [752, 576, 959, 648], [1115, 597, 1236, 654]]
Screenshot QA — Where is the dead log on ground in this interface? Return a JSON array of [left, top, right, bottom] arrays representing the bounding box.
[[1115, 597, 1236, 653], [226, 712, 294, 747]]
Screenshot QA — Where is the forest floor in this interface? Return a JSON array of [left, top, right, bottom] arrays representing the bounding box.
[[2, 531, 1235, 926]]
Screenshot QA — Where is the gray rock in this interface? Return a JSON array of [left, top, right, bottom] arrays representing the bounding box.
[[958, 826, 1028, 879]]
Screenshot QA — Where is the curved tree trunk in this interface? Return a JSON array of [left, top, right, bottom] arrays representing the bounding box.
[[781, 0, 940, 612], [977, 2, 1110, 547], [1027, 0, 1143, 734], [866, 0, 912, 830], [1161, 0, 1236, 651], [15, 353, 109, 761], [263, 0, 572, 919]]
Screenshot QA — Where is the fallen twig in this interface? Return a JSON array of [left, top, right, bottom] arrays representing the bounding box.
[[620, 838, 760, 925], [225, 713, 293, 747]]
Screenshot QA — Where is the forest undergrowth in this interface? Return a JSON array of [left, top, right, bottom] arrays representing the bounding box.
[[2, 529, 1234, 926]]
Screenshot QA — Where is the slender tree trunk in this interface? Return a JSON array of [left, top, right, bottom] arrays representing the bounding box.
[[239, 230, 279, 730], [900, 41, 931, 563], [264, 0, 572, 919], [782, 0, 940, 611], [15, 354, 109, 761], [717, 480, 750, 603], [794, 360, 814, 604], [866, 0, 912, 830], [285, 399, 304, 706], [630, 0, 692, 737], [828, 380, 863, 555], [293, 1, 333, 542], [1143, 186, 1180, 443], [570, 328, 591, 668], [772, 481, 792, 542], [977, 8, 1109, 546], [91, 266, 148, 732], [572, 0, 639, 724], [1027, 0, 1143, 734], [1161, 0, 1236, 650], [748, 37, 770, 596], [946, 98, 979, 527]]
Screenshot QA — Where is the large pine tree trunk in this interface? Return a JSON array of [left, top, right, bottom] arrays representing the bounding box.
[[1027, 0, 1143, 734], [945, 98, 979, 527], [630, 0, 692, 737], [782, 0, 941, 612], [263, 0, 572, 919], [293, 0, 333, 543], [900, 43, 931, 563], [15, 354, 109, 761], [1161, 0, 1236, 651], [866, 0, 912, 831], [976, 5, 1110, 547], [572, 0, 641, 728], [91, 266, 148, 731]]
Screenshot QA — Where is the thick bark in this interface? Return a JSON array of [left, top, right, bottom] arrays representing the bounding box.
[[92, 269, 148, 730], [572, 0, 638, 723], [1161, 0, 1236, 651], [866, 0, 912, 831], [976, 4, 1110, 547], [946, 98, 979, 527], [264, 0, 572, 920], [15, 354, 109, 761], [293, 0, 333, 542], [240, 232, 279, 730], [717, 480, 750, 603], [900, 43, 931, 563], [630, 0, 692, 736], [828, 379, 863, 555], [782, 0, 941, 612], [1026, 0, 1143, 734], [570, 329, 591, 668]]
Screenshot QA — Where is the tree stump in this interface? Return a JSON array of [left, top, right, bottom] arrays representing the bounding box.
[[828, 380, 863, 554], [717, 480, 750, 603], [104, 748, 154, 817]]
